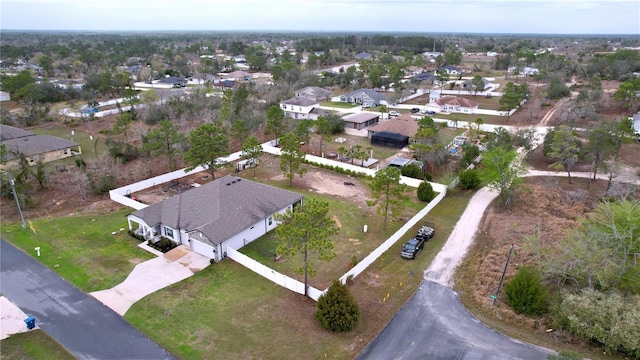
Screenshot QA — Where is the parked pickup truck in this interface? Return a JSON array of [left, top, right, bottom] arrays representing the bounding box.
[[400, 223, 435, 259]]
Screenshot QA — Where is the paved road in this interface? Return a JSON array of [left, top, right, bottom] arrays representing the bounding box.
[[0, 239, 176, 360], [357, 280, 552, 360]]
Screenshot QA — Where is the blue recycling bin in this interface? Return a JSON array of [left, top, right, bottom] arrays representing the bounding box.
[[24, 315, 36, 330]]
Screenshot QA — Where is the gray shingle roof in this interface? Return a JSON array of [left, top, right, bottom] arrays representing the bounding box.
[[282, 96, 318, 106], [131, 175, 304, 245], [1, 124, 33, 141], [342, 89, 386, 102], [342, 112, 380, 124]]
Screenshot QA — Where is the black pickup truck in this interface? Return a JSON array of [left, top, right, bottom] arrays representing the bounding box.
[[400, 223, 435, 259]]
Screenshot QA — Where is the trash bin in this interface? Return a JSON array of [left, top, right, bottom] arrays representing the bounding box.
[[24, 315, 36, 330]]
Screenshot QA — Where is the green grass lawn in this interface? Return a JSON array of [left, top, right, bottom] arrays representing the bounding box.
[[320, 101, 359, 109], [0, 330, 75, 360], [1, 210, 154, 292], [31, 125, 110, 163], [125, 192, 472, 360]]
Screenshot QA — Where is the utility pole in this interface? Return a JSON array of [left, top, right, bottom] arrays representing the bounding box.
[[7, 175, 27, 229], [492, 244, 515, 306]]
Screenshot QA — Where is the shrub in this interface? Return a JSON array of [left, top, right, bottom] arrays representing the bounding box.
[[91, 174, 117, 195], [316, 279, 360, 332], [459, 144, 480, 168], [417, 181, 436, 202], [401, 163, 422, 179], [557, 289, 640, 358], [504, 266, 548, 316], [458, 169, 481, 190], [423, 173, 433, 181]]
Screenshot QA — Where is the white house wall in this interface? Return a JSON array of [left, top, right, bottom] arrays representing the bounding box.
[[222, 204, 291, 254]]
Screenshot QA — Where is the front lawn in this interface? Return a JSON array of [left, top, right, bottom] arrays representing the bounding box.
[[0, 330, 75, 360], [126, 192, 471, 359], [320, 101, 359, 109], [1, 210, 155, 292]]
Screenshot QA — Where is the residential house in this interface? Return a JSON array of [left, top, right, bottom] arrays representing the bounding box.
[[426, 96, 478, 114], [507, 66, 539, 76], [366, 114, 419, 139], [223, 70, 252, 82], [280, 96, 319, 119], [437, 65, 462, 77], [157, 76, 187, 88], [342, 112, 380, 130], [339, 88, 386, 107], [412, 72, 436, 84], [127, 175, 304, 261], [0, 124, 81, 169], [354, 52, 372, 60], [294, 86, 332, 102]]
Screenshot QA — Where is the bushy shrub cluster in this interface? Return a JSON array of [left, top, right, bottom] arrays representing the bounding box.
[[303, 159, 373, 180], [504, 266, 548, 316], [91, 174, 117, 195], [557, 289, 640, 358], [128, 230, 145, 241], [458, 169, 480, 190], [401, 163, 422, 179], [417, 181, 436, 202], [147, 236, 178, 253], [316, 279, 361, 332]]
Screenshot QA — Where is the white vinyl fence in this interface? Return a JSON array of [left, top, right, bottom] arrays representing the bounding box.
[[226, 248, 324, 301], [338, 189, 447, 285]]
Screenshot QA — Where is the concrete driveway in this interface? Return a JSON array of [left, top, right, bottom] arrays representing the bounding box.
[[91, 245, 210, 315]]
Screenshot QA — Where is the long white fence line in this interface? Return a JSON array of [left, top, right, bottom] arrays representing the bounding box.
[[226, 248, 324, 301], [339, 189, 448, 285]]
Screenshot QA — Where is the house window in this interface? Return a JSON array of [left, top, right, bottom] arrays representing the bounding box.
[[268, 216, 273, 226], [164, 227, 174, 239], [29, 157, 35, 163], [63, 149, 68, 155]]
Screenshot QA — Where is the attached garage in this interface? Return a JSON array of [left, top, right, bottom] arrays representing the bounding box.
[[371, 131, 409, 148]]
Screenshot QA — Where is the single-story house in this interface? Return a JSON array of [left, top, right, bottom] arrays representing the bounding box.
[[367, 114, 419, 139], [157, 76, 187, 87], [426, 96, 478, 114], [223, 70, 252, 82], [308, 107, 329, 121], [437, 65, 462, 77], [354, 52, 372, 60], [127, 175, 304, 262], [280, 96, 320, 120], [342, 112, 380, 130], [370, 131, 409, 149], [507, 66, 539, 76], [412, 72, 436, 84], [339, 89, 386, 107], [294, 86, 332, 102], [0, 124, 81, 169], [387, 157, 423, 171]]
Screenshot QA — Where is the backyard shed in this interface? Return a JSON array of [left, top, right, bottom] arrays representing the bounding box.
[[370, 131, 409, 148]]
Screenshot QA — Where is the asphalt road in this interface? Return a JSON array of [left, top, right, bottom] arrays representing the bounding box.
[[357, 280, 552, 360], [0, 239, 176, 360]]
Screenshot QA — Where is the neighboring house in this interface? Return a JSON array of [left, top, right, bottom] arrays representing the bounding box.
[[223, 70, 252, 82], [308, 107, 329, 121], [0, 91, 10, 102], [508, 66, 539, 76], [437, 65, 462, 77], [412, 72, 436, 84], [367, 114, 419, 139], [157, 76, 187, 87], [280, 96, 319, 119], [426, 96, 478, 114], [339, 88, 386, 107], [486, 51, 499, 57], [52, 79, 84, 90], [127, 175, 304, 262], [294, 86, 332, 102], [354, 52, 372, 60], [422, 51, 442, 58], [0, 124, 81, 169], [342, 112, 380, 130]]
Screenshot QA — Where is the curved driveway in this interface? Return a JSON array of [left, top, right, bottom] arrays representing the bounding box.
[[357, 187, 552, 360], [1, 239, 176, 360]]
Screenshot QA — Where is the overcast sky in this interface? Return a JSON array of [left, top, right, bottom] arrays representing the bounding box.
[[1, 0, 639, 34]]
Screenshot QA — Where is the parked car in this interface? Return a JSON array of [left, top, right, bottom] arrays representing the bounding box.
[[416, 223, 435, 240], [400, 237, 425, 259], [362, 103, 371, 108], [410, 108, 420, 114], [389, 111, 400, 117]]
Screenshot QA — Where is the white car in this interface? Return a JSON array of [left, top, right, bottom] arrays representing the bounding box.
[[389, 111, 400, 117]]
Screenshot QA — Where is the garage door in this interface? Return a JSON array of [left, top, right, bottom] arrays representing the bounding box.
[[191, 239, 215, 259]]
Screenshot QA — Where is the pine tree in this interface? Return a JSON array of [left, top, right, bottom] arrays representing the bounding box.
[[316, 279, 360, 332]]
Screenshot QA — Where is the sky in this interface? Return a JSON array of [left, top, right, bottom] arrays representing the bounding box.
[[1, 0, 639, 35]]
